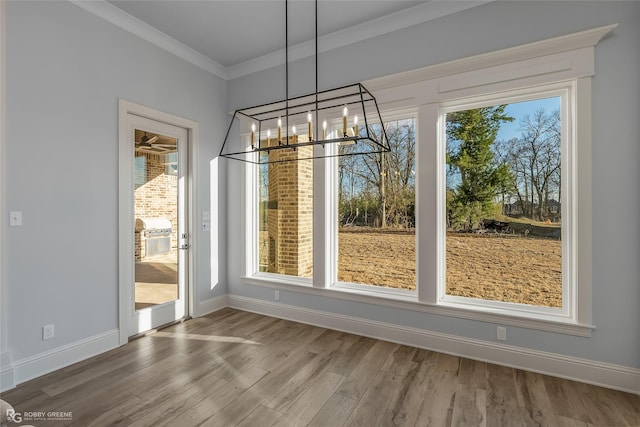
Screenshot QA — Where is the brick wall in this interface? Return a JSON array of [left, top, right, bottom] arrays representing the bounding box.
[[134, 152, 178, 261], [262, 138, 313, 277]]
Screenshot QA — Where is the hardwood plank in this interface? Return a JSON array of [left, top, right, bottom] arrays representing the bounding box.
[[412, 347, 439, 365], [124, 370, 229, 425], [328, 335, 377, 377], [486, 364, 525, 427], [513, 369, 558, 427], [413, 353, 460, 427], [201, 350, 320, 426], [272, 372, 344, 427], [264, 341, 347, 413], [344, 370, 393, 426], [555, 415, 595, 427], [235, 404, 282, 427], [155, 365, 268, 426], [543, 375, 594, 424], [335, 339, 399, 400], [307, 394, 359, 427], [380, 361, 434, 427], [451, 384, 486, 427], [458, 357, 487, 390]]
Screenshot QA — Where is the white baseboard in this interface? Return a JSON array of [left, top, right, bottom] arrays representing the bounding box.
[[0, 351, 14, 392], [195, 295, 229, 317], [227, 295, 640, 395], [8, 329, 119, 390]]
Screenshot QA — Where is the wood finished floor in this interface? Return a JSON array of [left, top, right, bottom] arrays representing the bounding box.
[[2, 308, 638, 426]]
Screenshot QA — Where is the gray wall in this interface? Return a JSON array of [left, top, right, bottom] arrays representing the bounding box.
[[227, 1, 640, 368], [4, 1, 227, 361]]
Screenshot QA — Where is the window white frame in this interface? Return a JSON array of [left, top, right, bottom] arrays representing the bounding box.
[[330, 110, 419, 298], [437, 84, 573, 320], [243, 24, 616, 336]]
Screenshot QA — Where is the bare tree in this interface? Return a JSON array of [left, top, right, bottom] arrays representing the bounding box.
[[498, 108, 561, 221], [338, 118, 416, 228]]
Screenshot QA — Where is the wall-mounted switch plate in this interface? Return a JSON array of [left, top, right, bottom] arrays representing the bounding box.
[[9, 211, 22, 226]]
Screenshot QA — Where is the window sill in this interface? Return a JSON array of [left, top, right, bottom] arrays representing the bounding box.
[[240, 275, 594, 337]]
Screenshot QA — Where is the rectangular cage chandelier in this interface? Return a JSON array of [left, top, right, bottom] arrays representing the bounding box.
[[219, 0, 390, 165]]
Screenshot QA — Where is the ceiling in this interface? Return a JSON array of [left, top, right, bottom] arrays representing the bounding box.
[[109, 1, 426, 68], [97, 0, 487, 79]]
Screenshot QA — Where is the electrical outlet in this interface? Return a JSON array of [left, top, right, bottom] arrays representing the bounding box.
[[202, 222, 210, 232], [497, 326, 507, 341], [43, 324, 55, 340], [274, 290, 280, 301]]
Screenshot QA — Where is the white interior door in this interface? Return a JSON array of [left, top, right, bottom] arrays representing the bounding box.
[[124, 115, 190, 336]]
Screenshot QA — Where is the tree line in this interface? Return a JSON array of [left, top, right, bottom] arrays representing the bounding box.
[[337, 103, 561, 231]]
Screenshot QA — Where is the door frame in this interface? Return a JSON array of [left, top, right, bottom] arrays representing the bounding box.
[[118, 99, 198, 345]]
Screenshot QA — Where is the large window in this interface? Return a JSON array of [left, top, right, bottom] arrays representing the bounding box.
[[257, 150, 313, 279], [244, 25, 610, 334], [336, 118, 416, 292], [443, 95, 565, 311]]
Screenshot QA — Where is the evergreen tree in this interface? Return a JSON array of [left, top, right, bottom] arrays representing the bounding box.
[[446, 106, 513, 230]]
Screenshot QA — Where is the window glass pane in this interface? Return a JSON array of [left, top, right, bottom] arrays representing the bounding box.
[[258, 148, 313, 277], [445, 97, 562, 307], [338, 118, 416, 290]]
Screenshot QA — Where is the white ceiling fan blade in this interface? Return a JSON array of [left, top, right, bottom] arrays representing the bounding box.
[[147, 136, 159, 144]]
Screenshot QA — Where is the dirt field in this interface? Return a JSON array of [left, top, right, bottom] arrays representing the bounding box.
[[338, 229, 562, 307]]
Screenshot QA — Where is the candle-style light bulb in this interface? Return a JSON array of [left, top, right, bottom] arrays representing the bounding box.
[[322, 120, 327, 140], [292, 125, 297, 144], [307, 112, 313, 141], [267, 129, 271, 146], [277, 118, 282, 142], [353, 115, 359, 137], [343, 106, 348, 137]]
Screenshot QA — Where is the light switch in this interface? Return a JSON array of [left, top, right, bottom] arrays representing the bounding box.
[[9, 211, 22, 227]]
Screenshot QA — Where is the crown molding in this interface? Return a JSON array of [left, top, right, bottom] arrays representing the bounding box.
[[364, 23, 618, 92], [68, 0, 491, 81], [68, 0, 229, 80], [227, 1, 493, 80]]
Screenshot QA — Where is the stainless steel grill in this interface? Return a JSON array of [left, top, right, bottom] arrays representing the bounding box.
[[135, 217, 172, 257]]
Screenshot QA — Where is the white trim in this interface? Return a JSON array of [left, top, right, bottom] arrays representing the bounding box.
[[365, 24, 617, 92], [435, 84, 578, 322], [67, 0, 228, 79], [194, 295, 229, 318], [67, 0, 490, 81], [10, 329, 119, 388], [118, 100, 199, 345], [227, 295, 639, 395], [240, 276, 593, 337], [227, 1, 492, 80], [0, 352, 14, 392], [0, 0, 8, 391]]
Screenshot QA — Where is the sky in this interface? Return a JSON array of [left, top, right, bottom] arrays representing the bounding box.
[[497, 96, 561, 141]]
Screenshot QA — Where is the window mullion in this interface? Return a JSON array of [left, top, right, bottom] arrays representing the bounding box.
[[313, 144, 330, 288], [417, 103, 439, 304]]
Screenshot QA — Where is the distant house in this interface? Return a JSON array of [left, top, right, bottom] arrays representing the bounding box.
[[504, 199, 561, 221]]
